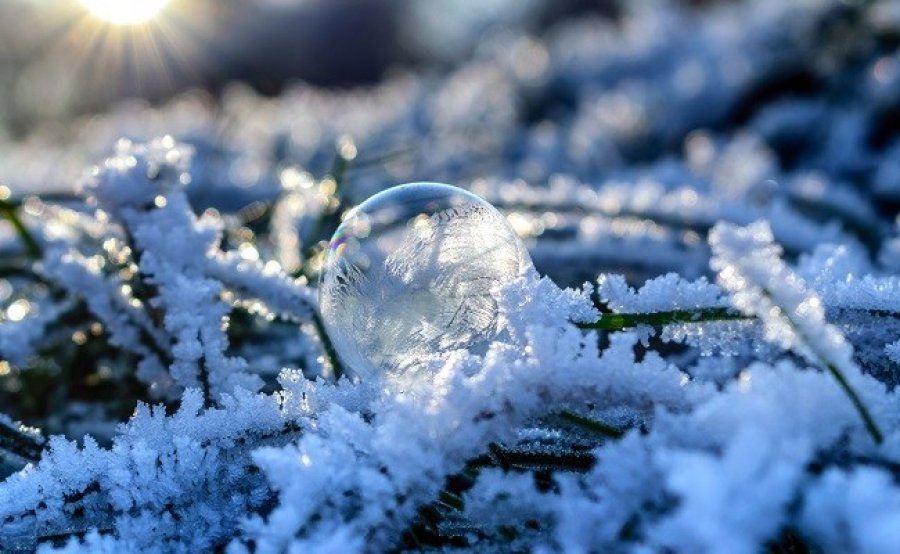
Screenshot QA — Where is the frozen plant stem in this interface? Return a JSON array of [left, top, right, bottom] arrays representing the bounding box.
[[0, 198, 41, 259], [486, 442, 595, 471], [577, 305, 883, 443], [576, 307, 750, 331], [0, 418, 45, 463], [754, 288, 884, 445], [438, 490, 465, 511], [558, 409, 624, 438], [301, 142, 354, 270], [822, 359, 883, 444], [346, 144, 416, 171], [312, 309, 344, 380], [0, 265, 45, 282]]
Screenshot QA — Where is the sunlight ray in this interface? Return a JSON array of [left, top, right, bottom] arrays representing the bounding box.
[[80, 0, 170, 25]]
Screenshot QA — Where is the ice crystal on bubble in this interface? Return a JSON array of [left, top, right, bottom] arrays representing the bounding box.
[[319, 183, 532, 379]]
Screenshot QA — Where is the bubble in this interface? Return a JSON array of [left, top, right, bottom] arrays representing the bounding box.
[[319, 182, 532, 379]]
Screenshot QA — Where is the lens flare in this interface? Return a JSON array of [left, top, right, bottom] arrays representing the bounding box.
[[80, 0, 170, 25]]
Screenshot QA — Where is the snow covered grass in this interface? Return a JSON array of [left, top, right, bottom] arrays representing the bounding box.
[[1, 0, 900, 551]]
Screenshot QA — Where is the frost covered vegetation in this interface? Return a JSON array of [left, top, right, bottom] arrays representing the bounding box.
[[2, 0, 900, 551]]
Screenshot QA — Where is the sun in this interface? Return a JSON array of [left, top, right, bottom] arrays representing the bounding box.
[[80, 0, 170, 25]]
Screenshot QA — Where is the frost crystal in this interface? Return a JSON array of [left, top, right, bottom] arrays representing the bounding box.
[[710, 221, 862, 377]]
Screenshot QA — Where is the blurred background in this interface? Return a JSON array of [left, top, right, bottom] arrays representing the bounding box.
[[0, 0, 613, 133]]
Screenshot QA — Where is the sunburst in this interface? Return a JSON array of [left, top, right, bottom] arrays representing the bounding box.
[[36, 0, 222, 105], [80, 0, 171, 25]]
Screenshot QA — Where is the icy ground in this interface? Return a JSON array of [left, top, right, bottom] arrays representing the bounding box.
[[1, 0, 900, 552]]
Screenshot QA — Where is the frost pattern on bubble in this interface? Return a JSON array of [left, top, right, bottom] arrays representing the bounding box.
[[320, 182, 532, 378]]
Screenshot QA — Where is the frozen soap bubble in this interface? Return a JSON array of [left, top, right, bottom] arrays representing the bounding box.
[[319, 182, 532, 379]]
